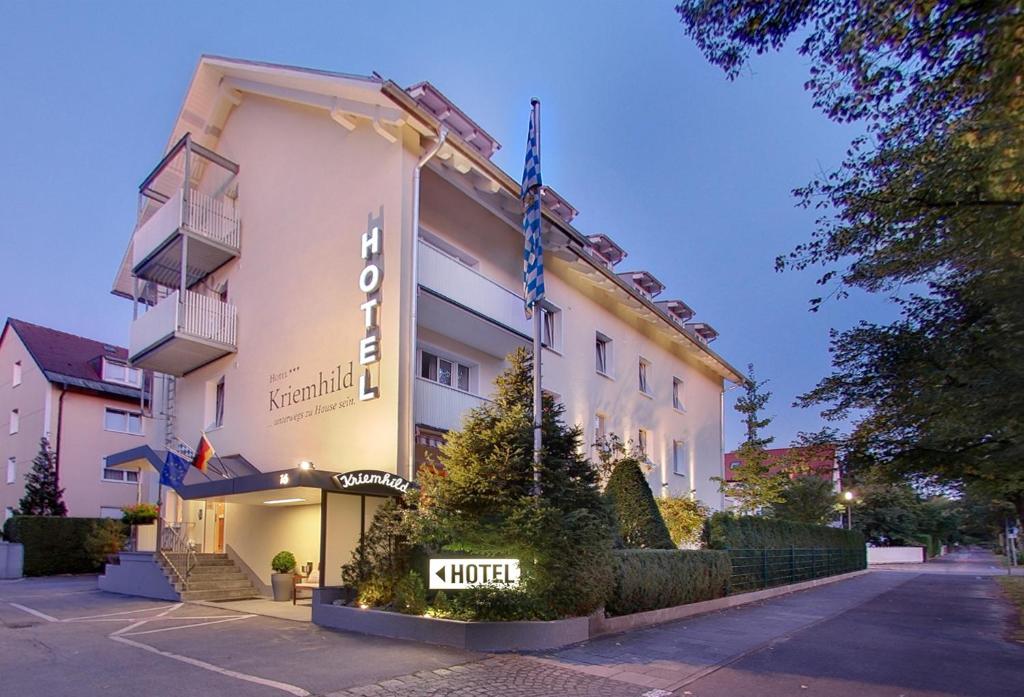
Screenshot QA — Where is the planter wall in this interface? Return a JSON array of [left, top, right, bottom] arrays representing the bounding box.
[[312, 588, 588, 652]]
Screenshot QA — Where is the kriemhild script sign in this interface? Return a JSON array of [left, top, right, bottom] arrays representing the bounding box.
[[333, 470, 416, 496], [428, 558, 521, 590]]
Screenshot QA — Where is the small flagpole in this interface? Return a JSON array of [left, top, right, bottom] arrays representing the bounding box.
[[531, 98, 543, 497]]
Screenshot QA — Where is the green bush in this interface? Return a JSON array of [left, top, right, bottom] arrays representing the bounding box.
[[605, 460, 674, 549], [607, 549, 731, 615], [2, 516, 128, 575], [393, 571, 427, 615], [271, 551, 296, 574], [84, 519, 127, 567], [706, 512, 864, 551], [432, 583, 548, 622], [657, 496, 709, 547]]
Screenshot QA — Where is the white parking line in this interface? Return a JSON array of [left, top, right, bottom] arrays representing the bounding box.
[[110, 634, 311, 696], [63, 605, 179, 621], [119, 615, 256, 637], [8, 602, 58, 622]]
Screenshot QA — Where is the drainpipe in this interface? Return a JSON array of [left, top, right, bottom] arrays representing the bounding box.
[[406, 125, 449, 480], [719, 385, 726, 511], [54, 384, 68, 487]]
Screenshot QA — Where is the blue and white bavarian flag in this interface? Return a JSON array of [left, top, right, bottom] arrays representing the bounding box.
[[521, 100, 544, 318], [160, 450, 190, 488]]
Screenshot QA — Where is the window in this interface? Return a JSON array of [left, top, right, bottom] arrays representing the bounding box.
[[673, 440, 687, 476], [102, 358, 142, 387], [672, 377, 685, 410], [594, 413, 607, 443], [99, 506, 123, 519], [214, 377, 226, 428], [4, 507, 13, 522], [638, 358, 651, 395], [217, 281, 229, 304], [12, 361, 21, 387], [9, 409, 18, 434], [102, 463, 139, 483], [540, 304, 561, 352], [6, 457, 14, 485], [637, 428, 649, 459], [595, 333, 612, 376], [420, 350, 472, 392], [104, 407, 144, 435]]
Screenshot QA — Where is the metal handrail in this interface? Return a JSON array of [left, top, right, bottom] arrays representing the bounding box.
[[159, 523, 197, 590]]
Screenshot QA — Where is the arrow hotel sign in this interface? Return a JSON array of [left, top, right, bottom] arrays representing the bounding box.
[[428, 558, 521, 590]]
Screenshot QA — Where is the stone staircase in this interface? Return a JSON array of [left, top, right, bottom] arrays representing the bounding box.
[[158, 552, 262, 602]]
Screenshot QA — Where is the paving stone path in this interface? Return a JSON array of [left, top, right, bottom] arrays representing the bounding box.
[[326, 655, 649, 697]]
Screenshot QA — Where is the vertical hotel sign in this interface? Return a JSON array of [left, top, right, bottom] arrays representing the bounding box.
[[358, 226, 382, 401]]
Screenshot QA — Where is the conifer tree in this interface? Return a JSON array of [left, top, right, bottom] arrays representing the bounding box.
[[18, 437, 67, 516], [716, 364, 785, 515], [604, 458, 675, 549], [417, 347, 614, 618]]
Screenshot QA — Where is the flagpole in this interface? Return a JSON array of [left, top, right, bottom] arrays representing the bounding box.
[[531, 98, 543, 496]]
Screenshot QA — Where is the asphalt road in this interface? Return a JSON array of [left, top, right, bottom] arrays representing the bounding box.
[[2, 552, 1021, 697]]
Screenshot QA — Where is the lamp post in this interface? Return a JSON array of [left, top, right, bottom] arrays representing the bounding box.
[[843, 491, 854, 530]]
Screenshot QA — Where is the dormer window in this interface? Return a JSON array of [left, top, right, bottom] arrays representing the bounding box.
[[657, 300, 695, 325], [102, 358, 142, 387], [586, 233, 627, 268], [617, 271, 665, 299], [685, 322, 719, 344]]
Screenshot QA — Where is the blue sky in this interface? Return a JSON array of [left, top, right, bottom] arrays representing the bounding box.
[[0, 1, 895, 450]]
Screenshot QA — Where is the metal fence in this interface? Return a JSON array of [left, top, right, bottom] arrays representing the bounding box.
[[726, 547, 867, 594]]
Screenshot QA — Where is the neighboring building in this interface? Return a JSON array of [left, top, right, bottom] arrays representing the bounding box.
[[104, 56, 745, 594], [0, 319, 158, 520], [723, 446, 841, 491]]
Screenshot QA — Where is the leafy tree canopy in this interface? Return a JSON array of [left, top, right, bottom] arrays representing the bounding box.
[[676, 1, 1024, 519]]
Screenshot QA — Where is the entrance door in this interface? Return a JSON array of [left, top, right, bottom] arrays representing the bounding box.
[[204, 501, 225, 554], [214, 502, 225, 553]]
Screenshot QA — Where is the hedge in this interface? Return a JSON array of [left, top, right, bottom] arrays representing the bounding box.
[[606, 549, 731, 616], [706, 512, 864, 551], [2, 516, 126, 576]]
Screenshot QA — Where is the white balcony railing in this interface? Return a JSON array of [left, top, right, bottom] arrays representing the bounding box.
[[414, 377, 491, 432], [418, 241, 531, 337], [131, 290, 237, 366], [132, 187, 240, 270]]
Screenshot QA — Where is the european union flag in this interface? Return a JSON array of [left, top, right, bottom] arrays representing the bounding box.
[[160, 450, 190, 488]]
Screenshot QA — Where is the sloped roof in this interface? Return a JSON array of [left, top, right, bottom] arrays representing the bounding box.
[[2, 318, 141, 399]]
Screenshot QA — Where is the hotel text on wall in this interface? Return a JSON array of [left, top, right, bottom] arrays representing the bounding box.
[[359, 226, 382, 401]]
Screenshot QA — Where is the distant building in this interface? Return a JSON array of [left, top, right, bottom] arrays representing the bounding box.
[[723, 445, 840, 491], [0, 319, 159, 520]]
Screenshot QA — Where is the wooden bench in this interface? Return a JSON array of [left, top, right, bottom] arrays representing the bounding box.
[[293, 570, 319, 605]]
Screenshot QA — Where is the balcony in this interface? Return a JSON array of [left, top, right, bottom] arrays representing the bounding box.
[[132, 187, 241, 289], [413, 377, 490, 432], [130, 291, 238, 376], [417, 241, 531, 357]]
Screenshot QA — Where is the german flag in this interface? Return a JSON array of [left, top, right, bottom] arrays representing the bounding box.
[[192, 434, 215, 473]]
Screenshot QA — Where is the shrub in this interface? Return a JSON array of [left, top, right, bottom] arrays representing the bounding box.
[[605, 460, 674, 549], [2, 516, 127, 575], [84, 519, 128, 567], [357, 575, 394, 608], [341, 499, 413, 605], [271, 551, 296, 574], [433, 583, 548, 622], [607, 549, 731, 616], [657, 496, 709, 547], [393, 571, 427, 615], [706, 512, 864, 551]]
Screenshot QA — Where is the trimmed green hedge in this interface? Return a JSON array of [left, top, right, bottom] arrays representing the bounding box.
[[607, 549, 731, 616], [2, 516, 126, 576], [706, 512, 864, 551]]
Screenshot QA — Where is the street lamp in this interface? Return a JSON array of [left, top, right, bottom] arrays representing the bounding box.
[[843, 490, 854, 530]]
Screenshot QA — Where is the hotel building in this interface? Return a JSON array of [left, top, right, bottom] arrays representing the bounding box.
[[102, 56, 744, 600], [1, 319, 158, 521]]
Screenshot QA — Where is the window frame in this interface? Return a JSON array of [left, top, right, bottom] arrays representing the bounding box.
[[9, 409, 18, 435], [637, 428, 649, 460], [101, 358, 142, 387], [103, 406, 144, 436], [595, 332, 613, 378], [102, 460, 140, 484], [12, 360, 22, 387], [213, 377, 226, 429], [6, 456, 15, 485], [418, 347, 476, 394], [540, 302, 563, 353], [672, 440, 687, 476], [638, 357, 652, 396], [672, 376, 685, 411]]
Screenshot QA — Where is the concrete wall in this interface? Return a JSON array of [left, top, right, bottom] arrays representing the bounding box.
[[224, 501, 322, 586], [323, 492, 384, 588], [867, 546, 925, 564], [98, 552, 179, 600]]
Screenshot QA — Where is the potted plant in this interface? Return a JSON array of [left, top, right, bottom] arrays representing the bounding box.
[[121, 503, 159, 525], [271, 551, 297, 601]]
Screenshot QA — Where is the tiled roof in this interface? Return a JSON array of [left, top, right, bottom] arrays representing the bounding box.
[[3, 318, 141, 399]]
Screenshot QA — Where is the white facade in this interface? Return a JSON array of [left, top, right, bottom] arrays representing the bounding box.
[[112, 56, 744, 538]]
